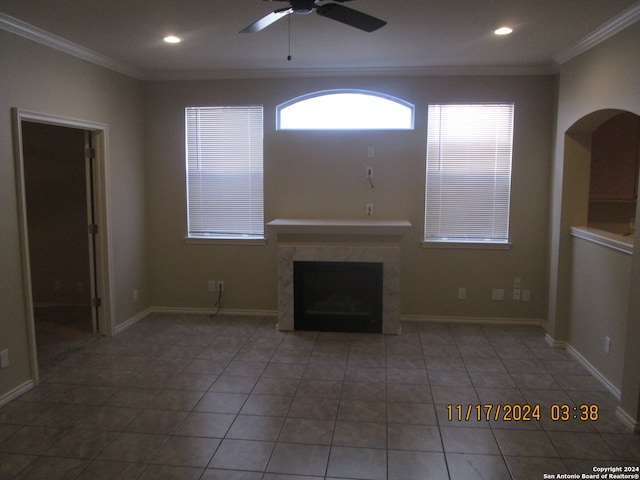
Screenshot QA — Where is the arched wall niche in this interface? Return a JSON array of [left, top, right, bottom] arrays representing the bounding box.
[[556, 107, 640, 430], [563, 108, 639, 231]]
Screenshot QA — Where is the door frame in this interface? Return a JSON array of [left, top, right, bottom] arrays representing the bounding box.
[[12, 108, 113, 383]]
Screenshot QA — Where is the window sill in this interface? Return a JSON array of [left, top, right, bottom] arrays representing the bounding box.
[[185, 236, 266, 246], [421, 240, 512, 250]]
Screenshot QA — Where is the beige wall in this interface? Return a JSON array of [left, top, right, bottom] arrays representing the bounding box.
[[549, 22, 640, 426], [145, 75, 555, 321], [0, 31, 147, 399], [569, 237, 632, 391]]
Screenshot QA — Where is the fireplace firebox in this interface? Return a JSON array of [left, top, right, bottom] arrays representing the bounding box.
[[294, 261, 383, 333]]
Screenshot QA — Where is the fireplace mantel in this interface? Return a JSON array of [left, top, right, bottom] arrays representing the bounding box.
[[270, 218, 410, 335], [267, 218, 411, 236]]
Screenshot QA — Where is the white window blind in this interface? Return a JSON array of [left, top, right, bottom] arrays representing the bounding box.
[[186, 106, 264, 239], [424, 104, 514, 244]]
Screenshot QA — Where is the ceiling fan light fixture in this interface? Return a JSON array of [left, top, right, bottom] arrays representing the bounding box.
[[494, 26, 513, 35], [163, 35, 182, 44], [241, 0, 386, 33]]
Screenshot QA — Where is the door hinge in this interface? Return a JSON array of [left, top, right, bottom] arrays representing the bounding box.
[[88, 224, 99, 235], [86, 147, 96, 159], [92, 297, 102, 308]]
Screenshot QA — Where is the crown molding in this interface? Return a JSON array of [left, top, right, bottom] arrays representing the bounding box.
[[4, 4, 638, 81], [553, 0, 640, 64], [0, 13, 146, 80], [148, 63, 558, 82]]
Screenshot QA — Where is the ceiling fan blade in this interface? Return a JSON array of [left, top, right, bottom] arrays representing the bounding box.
[[240, 7, 293, 33], [315, 3, 386, 32]]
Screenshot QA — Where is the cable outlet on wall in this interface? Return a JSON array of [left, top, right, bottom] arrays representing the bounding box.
[[208, 280, 216, 292], [492, 288, 505, 301], [366, 166, 374, 179], [457, 287, 466, 300]]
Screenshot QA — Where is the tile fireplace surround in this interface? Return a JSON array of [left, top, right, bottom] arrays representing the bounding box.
[[267, 219, 412, 335]]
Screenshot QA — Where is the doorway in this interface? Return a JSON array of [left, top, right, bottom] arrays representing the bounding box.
[[13, 110, 112, 380]]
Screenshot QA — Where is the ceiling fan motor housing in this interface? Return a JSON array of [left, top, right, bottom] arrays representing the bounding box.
[[291, 0, 317, 14]]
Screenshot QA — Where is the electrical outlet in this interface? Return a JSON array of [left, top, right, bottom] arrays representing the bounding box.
[[217, 280, 225, 292], [208, 280, 216, 292], [457, 287, 466, 300], [0, 350, 9, 369], [366, 203, 374, 216], [604, 336, 611, 355], [514, 277, 522, 289], [513, 289, 521, 301]]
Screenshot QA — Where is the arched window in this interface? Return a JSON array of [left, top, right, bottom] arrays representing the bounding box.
[[277, 89, 414, 130]]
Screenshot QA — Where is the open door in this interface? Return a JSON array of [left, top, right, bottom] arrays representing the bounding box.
[[13, 109, 112, 380]]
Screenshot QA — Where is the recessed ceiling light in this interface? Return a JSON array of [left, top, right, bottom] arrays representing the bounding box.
[[494, 27, 513, 36], [164, 35, 181, 44]]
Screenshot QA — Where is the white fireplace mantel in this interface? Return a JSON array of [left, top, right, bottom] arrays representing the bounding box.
[[267, 218, 412, 236], [269, 218, 411, 335]]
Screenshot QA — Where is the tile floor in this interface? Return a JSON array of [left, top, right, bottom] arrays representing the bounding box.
[[0, 313, 639, 479]]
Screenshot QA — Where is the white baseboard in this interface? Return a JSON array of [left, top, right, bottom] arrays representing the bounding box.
[[565, 344, 621, 401], [114, 306, 279, 334], [615, 406, 640, 432], [544, 333, 623, 402], [114, 307, 154, 334], [545, 333, 567, 348], [401, 314, 546, 327], [149, 306, 278, 317], [0, 380, 35, 408]]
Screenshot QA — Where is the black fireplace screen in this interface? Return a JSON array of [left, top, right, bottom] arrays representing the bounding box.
[[294, 261, 383, 333]]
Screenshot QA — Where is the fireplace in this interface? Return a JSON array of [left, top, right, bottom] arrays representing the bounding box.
[[294, 261, 383, 333], [267, 218, 411, 335]]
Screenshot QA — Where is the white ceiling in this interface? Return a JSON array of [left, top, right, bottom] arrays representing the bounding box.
[[1, 0, 639, 79]]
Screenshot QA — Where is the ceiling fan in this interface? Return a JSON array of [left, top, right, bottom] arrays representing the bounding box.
[[240, 0, 387, 33]]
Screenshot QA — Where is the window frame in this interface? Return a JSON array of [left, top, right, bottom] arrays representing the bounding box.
[[276, 89, 415, 131], [422, 103, 514, 250], [184, 105, 265, 245]]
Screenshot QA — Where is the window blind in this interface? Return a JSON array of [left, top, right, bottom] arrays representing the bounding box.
[[186, 106, 264, 239], [424, 104, 514, 243]]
